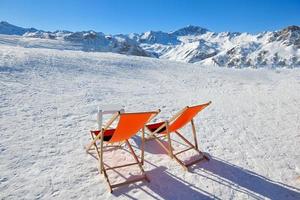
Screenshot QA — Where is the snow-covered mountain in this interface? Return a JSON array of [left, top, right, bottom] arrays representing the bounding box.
[[202, 26, 300, 68], [0, 21, 149, 56], [62, 31, 149, 56], [0, 21, 38, 35], [131, 25, 300, 68], [1, 21, 299, 68]]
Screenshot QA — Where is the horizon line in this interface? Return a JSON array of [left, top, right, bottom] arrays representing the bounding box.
[[1, 20, 299, 35]]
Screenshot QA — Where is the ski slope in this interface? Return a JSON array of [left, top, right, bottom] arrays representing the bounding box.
[[0, 39, 300, 199]]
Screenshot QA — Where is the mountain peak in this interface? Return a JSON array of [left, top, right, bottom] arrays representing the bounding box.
[[0, 21, 38, 35], [139, 30, 180, 45], [0, 21, 10, 25], [172, 25, 209, 36], [282, 25, 300, 32]]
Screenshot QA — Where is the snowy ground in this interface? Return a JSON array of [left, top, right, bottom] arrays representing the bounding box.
[[0, 38, 300, 199]]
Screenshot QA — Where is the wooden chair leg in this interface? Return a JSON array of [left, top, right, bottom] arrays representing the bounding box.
[[191, 119, 199, 150], [89, 132, 103, 173], [165, 122, 174, 159], [102, 167, 113, 193], [90, 132, 113, 192], [176, 130, 208, 160], [173, 155, 188, 171], [95, 145, 102, 173], [125, 140, 149, 182], [141, 128, 145, 165], [152, 134, 172, 154], [175, 131, 201, 154], [98, 140, 150, 193], [167, 133, 173, 158], [126, 140, 143, 171], [174, 130, 209, 167]]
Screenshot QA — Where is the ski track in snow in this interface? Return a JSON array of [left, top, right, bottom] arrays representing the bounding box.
[[0, 43, 300, 199]]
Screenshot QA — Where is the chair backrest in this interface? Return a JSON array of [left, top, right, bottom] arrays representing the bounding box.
[[168, 102, 211, 133], [109, 112, 157, 143]]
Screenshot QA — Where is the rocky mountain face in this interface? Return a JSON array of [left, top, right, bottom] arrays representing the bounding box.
[[133, 25, 300, 68], [123, 25, 300, 68], [206, 26, 300, 68], [62, 31, 149, 56], [1, 21, 299, 68]]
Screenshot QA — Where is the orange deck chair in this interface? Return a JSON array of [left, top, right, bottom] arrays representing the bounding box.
[[86, 110, 159, 192], [145, 102, 211, 170]]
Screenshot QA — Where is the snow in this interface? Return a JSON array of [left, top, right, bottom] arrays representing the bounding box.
[[0, 36, 300, 199], [161, 40, 218, 63]]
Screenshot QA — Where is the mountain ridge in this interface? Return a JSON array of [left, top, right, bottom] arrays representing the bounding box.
[[1, 21, 299, 68]]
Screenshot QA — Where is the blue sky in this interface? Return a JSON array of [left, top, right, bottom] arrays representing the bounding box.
[[0, 0, 299, 34]]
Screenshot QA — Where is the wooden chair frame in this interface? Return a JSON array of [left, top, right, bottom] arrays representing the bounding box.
[[145, 102, 211, 171], [86, 110, 159, 193]]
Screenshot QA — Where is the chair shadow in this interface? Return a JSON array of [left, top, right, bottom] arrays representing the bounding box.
[[131, 135, 189, 155], [131, 135, 169, 155], [89, 136, 300, 199], [108, 139, 217, 199], [113, 166, 217, 200], [190, 156, 300, 200]]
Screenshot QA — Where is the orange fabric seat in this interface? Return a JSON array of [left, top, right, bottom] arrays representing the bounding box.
[[168, 104, 209, 133], [90, 112, 159, 143], [109, 112, 156, 143], [146, 103, 210, 135]]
